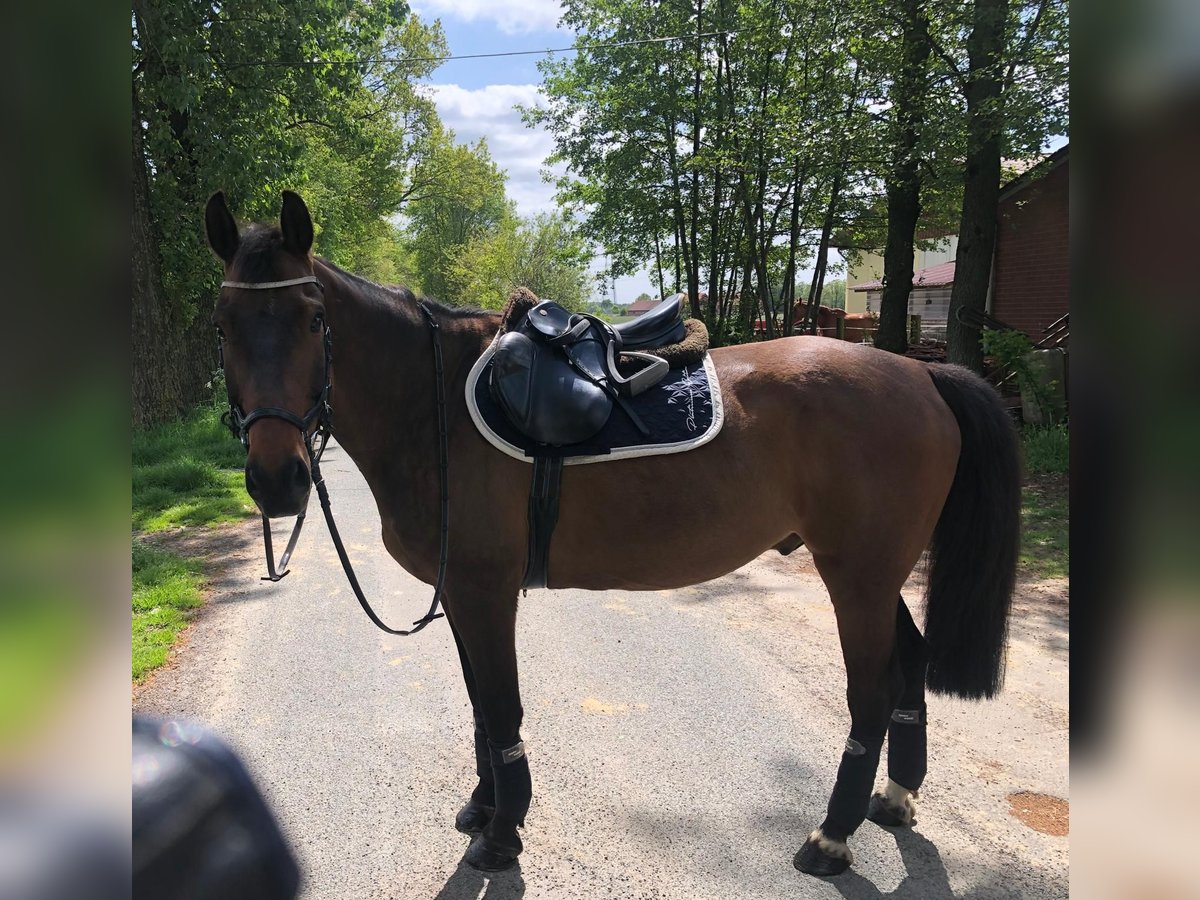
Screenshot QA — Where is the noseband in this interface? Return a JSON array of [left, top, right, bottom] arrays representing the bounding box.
[[216, 274, 447, 637]]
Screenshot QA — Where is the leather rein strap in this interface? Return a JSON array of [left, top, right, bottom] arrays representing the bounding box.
[[218, 275, 447, 636]]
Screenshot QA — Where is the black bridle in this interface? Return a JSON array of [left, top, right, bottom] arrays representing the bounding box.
[[217, 274, 447, 636]]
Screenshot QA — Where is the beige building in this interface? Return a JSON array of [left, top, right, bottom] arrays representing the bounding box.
[[841, 235, 957, 315]]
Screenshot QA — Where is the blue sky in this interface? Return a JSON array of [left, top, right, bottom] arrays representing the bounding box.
[[410, 0, 659, 303]]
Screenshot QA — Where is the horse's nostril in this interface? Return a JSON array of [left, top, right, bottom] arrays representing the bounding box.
[[245, 465, 261, 498], [291, 458, 310, 491]]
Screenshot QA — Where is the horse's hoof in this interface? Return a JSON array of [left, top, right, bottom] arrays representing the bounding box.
[[464, 833, 522, 872], [867, 780, 917, 828], [794, 829, 853, 877], [454, 799, 495, 835]]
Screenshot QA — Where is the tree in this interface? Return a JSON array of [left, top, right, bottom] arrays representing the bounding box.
[[132, 0, 439, 424], [820, 278, 847, 310], [874, 0, 933, 354], [533, 0, 880, 343], [445, 212, 593, 310], [941, 0, 1069, 370], [404, 129, 510, 300]]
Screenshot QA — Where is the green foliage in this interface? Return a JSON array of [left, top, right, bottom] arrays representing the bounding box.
[[132, 543, 205, 681], [1023, 425, 1069, 475], [404, 130, 512, 300], [577, 296, 629, 322], [819, 278, 847, 310], [132, 407, 254, 532], [982, 327, 1063, 423], [981, 325, 1033, 361], [446, 212, 593, 309], [134, 0, 442, 331]]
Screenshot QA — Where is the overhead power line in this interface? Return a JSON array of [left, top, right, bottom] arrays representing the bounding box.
[[225, 31, 735, 69]]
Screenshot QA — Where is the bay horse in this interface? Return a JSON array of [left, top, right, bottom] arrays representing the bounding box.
[[204, 191, 1021, 878]]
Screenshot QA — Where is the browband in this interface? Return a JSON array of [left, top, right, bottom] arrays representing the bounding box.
[[221, 275, 322, 291]]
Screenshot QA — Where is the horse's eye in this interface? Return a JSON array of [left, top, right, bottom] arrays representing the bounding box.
[[311, 312, 325, 333]]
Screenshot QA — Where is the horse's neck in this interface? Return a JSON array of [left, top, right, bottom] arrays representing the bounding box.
[[314, 260, 486, 487]]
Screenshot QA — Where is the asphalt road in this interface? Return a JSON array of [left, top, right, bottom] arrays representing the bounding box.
[[136, 440, 1069, 900]]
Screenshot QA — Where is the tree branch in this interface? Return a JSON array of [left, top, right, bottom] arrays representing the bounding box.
[[1005, 0, 1052, 89]]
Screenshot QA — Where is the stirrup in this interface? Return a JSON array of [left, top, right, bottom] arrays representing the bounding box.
[[603, 343, 669, 397]]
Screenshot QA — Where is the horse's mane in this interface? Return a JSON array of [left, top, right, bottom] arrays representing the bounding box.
[[231, 223, 492, 320], [316, 255, 492, 321]]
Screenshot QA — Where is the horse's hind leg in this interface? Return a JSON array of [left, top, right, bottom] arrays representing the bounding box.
[[795, 560, 903, 877], [869, 598, 929, 828], [448, 622, 496, 835]]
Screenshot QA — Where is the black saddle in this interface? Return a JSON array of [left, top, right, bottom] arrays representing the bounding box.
[[613, 294, 687, 349], [490, 299, 682, 447]]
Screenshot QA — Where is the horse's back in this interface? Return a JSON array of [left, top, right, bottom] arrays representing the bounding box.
[[548, 336, 960, 589]]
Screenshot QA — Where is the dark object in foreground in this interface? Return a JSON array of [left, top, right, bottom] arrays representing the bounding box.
[[132, 717, 299, 900]]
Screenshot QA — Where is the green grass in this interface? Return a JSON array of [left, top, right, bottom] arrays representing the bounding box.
[[1023, 424, 1068, 475], [132, 542, 205, 682], [1020, 475, 1068, 579], [133, 406, 254, 532], [132, 404, 253, 681]]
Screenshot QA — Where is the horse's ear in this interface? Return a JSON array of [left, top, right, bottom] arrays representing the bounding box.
[[205, 192, 240, 264], [280, 191, 313, 257]]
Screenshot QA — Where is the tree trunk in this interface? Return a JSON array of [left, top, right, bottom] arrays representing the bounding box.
[[132, 86, 214, 427], [876, 0, 932, 354], [654, 231, 666, 301], [803, 169, 843, 332], [946, 0, 1009, 372], [781, 158, 806, 335]]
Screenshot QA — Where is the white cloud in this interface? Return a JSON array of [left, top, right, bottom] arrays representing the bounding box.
[[424, 83, 563, 218], [425, 82, 662, 302], [411, 0, 563, 35]]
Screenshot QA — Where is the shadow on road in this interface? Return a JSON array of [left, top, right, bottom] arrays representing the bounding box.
[[821, 825, 1016, 900], [433, 857, 525, 900]]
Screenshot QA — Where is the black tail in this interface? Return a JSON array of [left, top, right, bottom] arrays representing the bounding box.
[[924, 364, 1022, 700]]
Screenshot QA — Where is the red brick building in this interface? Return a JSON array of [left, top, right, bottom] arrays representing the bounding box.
[[989, 145, 1069, 338], [627, 295, 663, 317]]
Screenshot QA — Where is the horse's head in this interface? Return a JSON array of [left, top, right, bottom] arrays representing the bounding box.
[[206, 190, 328, 518]]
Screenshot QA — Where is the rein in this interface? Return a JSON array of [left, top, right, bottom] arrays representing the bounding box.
[[218, 274, 447, 636]]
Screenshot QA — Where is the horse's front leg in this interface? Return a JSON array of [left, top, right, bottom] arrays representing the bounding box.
[[447, 591, 530, 871], [448, 622, 496, 836]]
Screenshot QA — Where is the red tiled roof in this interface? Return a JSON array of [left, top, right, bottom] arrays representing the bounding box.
[[627, 297, 662, 313], [852, 260, 955, 292]]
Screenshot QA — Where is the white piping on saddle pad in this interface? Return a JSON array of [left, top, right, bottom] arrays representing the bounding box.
[[464, 331, 725, 466]]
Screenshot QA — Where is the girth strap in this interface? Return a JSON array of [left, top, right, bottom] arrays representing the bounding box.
[[523, 456, 563, 590]]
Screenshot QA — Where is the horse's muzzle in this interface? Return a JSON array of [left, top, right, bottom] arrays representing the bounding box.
[[245, 456, 311, 518]]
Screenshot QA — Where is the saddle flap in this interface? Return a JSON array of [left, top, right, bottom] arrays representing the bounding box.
[[490, 331, 614, 446]]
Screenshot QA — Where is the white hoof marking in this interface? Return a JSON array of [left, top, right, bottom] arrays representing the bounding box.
[[882, 778, 918, 824], [808, 828, 853, 863]]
